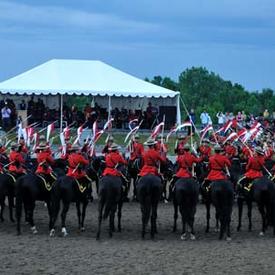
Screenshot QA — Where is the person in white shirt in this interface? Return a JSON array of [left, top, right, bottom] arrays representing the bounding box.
[[216, 112, 225, 126], [200, 111, 209, 128], [1, 103, 11, 130]]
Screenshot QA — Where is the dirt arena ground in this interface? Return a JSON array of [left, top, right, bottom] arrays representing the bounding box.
[[1, 199, 275, 275]]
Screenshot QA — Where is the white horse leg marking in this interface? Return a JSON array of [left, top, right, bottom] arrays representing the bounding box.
[[30, 226, 38, 234], [61, 227, 68, 237], [49, 229, 55, 237]]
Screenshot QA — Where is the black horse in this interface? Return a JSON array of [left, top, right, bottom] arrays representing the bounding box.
[[136, 174, 162, 239], [16, 173, 55, 235], [49, 174, 92, 237], [251, 176, 275, 236], [173, 177, 199, 240], [211, 180, 234, 240], [128, 157, 142, 200], [0, 172, 16, 222], [96, 175, 123, 240]]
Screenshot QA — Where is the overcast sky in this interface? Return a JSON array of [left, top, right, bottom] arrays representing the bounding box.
[[0, 0, 274, 91]]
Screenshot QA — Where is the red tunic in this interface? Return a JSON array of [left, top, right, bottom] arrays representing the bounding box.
[[241, 147, 252, 159], [36, 151, 55, 174], [225, 145, 237, 158], [130, 142, 144, 161], [155, 141, 168, 158], [102, 151, 127, 177], [199, 145, 212, 160], [176, 152, 202, 178], [244, 156, 264, 179], [67, 153, 89, 179], [9, 151, 26, 174], [206, 153, 231, 181], [175, 141, 186, 156], [0, 146, 6, 154], [139, 148, 166, 176]]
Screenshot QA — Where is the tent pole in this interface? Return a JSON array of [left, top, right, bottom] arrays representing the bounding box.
[[60, 94, 63, 132], [176, 94, 181, 125], [108, 96, 111, 119]]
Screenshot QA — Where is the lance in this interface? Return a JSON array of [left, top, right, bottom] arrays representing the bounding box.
[[2, 115, 32, 138]]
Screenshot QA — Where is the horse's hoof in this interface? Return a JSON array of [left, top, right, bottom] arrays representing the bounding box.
[[164, 199, 169, 204], [81, 227, 85, 232], [17, 231, 21, 236], [226, 237, 232, 242], [49, 229, 55, 237], [214, 228, 220, 233], [61, 227, 68, 237], [172, 227, 177, 233], [259, 231, 264, 237], [31, 226, 38, 234], [190, 234, 196, 241], [180, 233, 187, 241], [237, 226, 241, 232], [118, 227, 121, 233]]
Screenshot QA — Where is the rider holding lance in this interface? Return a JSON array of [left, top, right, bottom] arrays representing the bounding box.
[[8, 142, 26, 176]]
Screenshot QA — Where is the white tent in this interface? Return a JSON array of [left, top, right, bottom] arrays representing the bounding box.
[[0, 59, 181, 127]]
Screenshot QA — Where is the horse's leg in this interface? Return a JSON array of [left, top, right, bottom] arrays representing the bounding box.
[[150, 202, 158, 239], [141, 204, 146, 239], [80, 199, 88, 231], [28, 201, 38, 234], [76, 201, 81, 230], [247, 199, 252, 232], [258, 202, 266, 236], [117, 199, 123, 232], [8, 195, 15, 222], [61, 201, 70, 237], [46, 200, 52, 232], [49, 195, 60, 237], [0, 197, 5, 222], [237, 197, 243, 231], [96, 198, 104, 240], [180, 205, 187, 240], [205, 201, 211, 233], [215, 209, 219, 232], [189, 200, 197, 240], [173, 200, 178, 232]]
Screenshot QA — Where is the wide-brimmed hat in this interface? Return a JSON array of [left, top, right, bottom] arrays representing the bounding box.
[[69, 145, 80, 151], [11, 142, 18, 149], [214, 144, 222, 151], [39, 135, 46, 141], [108, 143, 120, 151], [183, 143, 190, 150], [254, 146, 264, 155], [144, 138, 157, 146], [36, 142, 47, 150]]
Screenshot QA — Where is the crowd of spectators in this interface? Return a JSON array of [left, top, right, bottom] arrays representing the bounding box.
[[0, 97, 274, 132]]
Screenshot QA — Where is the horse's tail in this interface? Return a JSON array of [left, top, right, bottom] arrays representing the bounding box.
[[103, 184, 114, 220], [15, 176, 24, 235], [140, 183, 152, 227]]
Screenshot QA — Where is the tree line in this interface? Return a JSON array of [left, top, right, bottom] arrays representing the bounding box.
[[145, 67, 275, 122]]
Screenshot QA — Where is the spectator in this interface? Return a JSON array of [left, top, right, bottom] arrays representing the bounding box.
[[19, 100, 26, 110], [216, 111, 226, 127], [263, 109, 269, 119], [1, 102, 11, 130], [200, 110, 209, 128]]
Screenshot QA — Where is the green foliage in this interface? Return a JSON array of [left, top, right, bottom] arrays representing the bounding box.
[[147, 67, 275, 122]]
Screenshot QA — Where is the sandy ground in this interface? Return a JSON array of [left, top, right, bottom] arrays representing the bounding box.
[[1, 198, 275, 275]]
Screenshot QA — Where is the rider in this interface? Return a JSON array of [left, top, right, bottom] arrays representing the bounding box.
[[174, 134, 188, 156], [155, 135, 168, 159], [67, 144, 92, 199], [175, 143, 202, 178], [35, 142, 56, 184], [139, 138, 166, 177], [8, 142, 26, 177], [129, 134, 144, 163], [102, 136, 114, 156], [205, 144, 231, 183], [60, 137, 72, 160], [102, 143, 127, 177], [238, 146, 266, 191], [198, 139, 212, 161], [224, 141, 237, 159], [19, 136, 28, 154]]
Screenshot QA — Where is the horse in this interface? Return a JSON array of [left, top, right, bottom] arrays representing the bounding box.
[[250, 176, 275, 236], [172, 177, 199, 240], [136, 174, 162, 239], [127, 157, 142, 200], [0, 172, 16, 222], [96, 175, 123, 240], [15, 173, 55, 235], [49, 173, 92, 237], [210, 180, 234, 240]]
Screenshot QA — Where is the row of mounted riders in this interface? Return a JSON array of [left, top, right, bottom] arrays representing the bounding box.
[[0, 138, 275, 240]]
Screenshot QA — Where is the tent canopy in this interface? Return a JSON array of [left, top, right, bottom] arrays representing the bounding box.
[[0, 59, 179, 98]]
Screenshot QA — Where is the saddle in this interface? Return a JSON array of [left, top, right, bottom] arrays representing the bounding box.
[[74, 176, 91, 193]]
